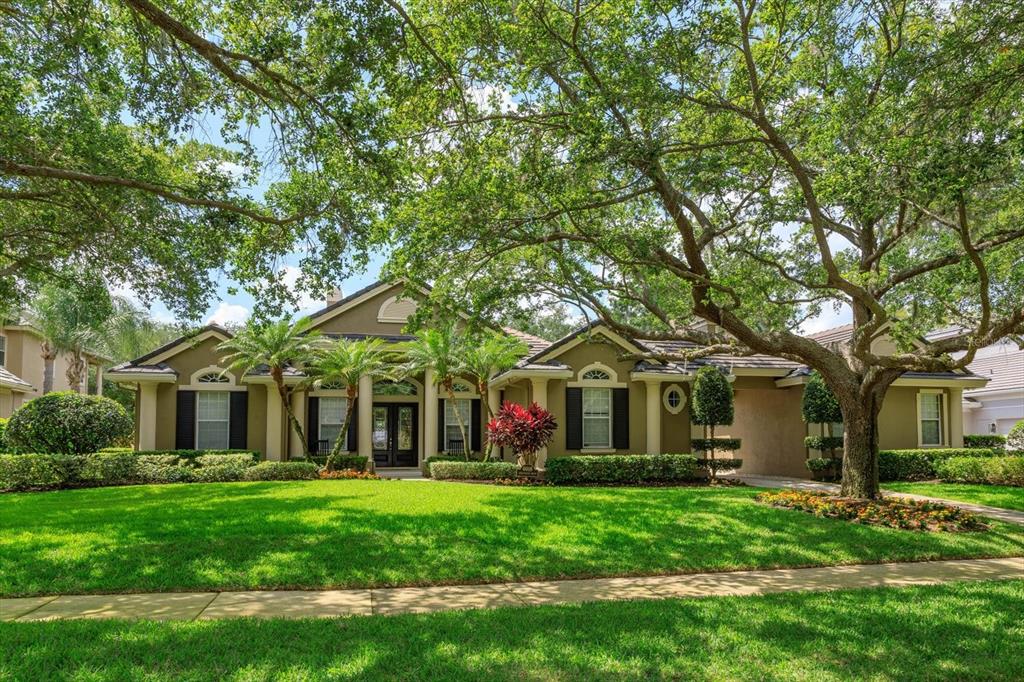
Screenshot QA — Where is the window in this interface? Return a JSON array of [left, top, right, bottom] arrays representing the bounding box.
[[582, 369, 610, 381], [319, 397, 348, 450], [196, 392, 230, 449], [444, 399, 472, 452], [919, 392, 944, 446], [582, 387, 612, 448], [662, 384, 686, 414], [0, 334, 5, 367], [451, 380, 474, 393], [374, 380, 417, 396], [197, 372, 229, 383]]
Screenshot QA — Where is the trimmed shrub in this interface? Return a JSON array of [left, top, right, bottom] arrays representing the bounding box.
[[544, 454, 698, 485], [193, 464, 248, 482], [695, 458, 743, 471], [129, 449, 261, 463], [242, 461, 319, 481], [1008, 420, 1024, 454], [195, 454, 255, 468], [936, 456, 1024, 486], [801, 372, 843, 423], [78, 451, 142, 485], [690, 438, 742, 453], [0, 454, 78, 491], [6, 392, 132, 454], [421, 455, 465, 477], [804, 436, 845, 452], [964, 434, 1007, 450], [429, 461, 517, 480], [805, 457, 837, 472], [328, 455, 369, 472], [878, 448, 999, 482], [0, 417, 8, 452]]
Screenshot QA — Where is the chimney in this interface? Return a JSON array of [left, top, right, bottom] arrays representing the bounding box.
[[326, 287, 343, 306]]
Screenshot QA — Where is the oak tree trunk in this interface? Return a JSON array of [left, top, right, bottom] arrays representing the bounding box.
[[839, 393, 883, 499]]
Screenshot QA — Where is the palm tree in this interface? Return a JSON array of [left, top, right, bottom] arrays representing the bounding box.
[[218, 317, 321, 458], [401, 325, 473, 459], [28, 281, 113, 393], [305, 337, 394, 469], [462, 332, 527, 458]]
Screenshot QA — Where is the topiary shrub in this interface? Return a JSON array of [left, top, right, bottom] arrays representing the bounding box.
[[804, 436, 845, 452], [690, 438, 742, 453], [691, 367, 737, 481], [6, 392, 132, 454], [964, 434, 1007, 450], [801, 371, 844, 462], [544, 454, 698, 485], [936, 456, 1024, 486], [1008, 420, 1024, 454], [242, 461, 319, 481], [429, 461, 517, 480]]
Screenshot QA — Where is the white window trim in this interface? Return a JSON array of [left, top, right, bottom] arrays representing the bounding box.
[[581, 386, 613, 450], [0, 332, 6, 368], [443, 398, 473, 452], [568, 362, 626, 388], [376, 294, 419, 323], [195, 391, 231, 450], [662, 383, 686, 414], [916, 389, 947, 448], [189, 366, 246, 390]]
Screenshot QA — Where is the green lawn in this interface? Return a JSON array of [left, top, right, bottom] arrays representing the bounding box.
[[2, 480, 1023, 597], [2, 580, 1021, 680], [885, 482, 1024, 512]]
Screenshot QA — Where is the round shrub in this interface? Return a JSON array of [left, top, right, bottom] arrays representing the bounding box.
[[6, 392, 133, 455], [1008, 420, 1024, 454], [242, 461, 319, 481], [0, 417, 8, 451]]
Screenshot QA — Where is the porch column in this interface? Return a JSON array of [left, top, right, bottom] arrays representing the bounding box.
[[487, 366, 501, 418], [138, 382, 158, 451], [423, 368, 437, 461], [530, 377, 549, 467], [948, 387, 964, 448], [288, 391, 306, 460], [265, 387, 283, 461], [644, 379, 662, 455], [96, 365, 104, 396], [358, 374, 373, 457]]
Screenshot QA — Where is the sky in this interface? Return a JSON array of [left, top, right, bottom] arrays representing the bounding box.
[[127, 110, 852, 335]]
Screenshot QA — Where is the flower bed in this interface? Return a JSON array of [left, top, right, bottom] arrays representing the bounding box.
[[755, 490, 988, 532], [319, 468, 381, 480]]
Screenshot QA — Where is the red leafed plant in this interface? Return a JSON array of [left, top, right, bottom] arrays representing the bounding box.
[[486, 401, 556, 469]]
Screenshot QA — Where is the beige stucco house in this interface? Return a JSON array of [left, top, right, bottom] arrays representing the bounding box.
[[0, 323, 107, 418], [107, 281, 988, 476]]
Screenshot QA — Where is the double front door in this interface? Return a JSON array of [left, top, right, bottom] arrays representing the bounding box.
[[372, 403, 417, 467]]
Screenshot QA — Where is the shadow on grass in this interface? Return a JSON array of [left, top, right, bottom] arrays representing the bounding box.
[[1, 481, 1022, 596], [2, 581, 1022, 680]]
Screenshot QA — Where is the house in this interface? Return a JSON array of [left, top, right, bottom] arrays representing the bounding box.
[[961, 342, 1024, 436], [108, 281, 988, 476], [0, 322, 108, 418]]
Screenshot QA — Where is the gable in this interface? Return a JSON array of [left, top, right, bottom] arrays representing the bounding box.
[[534, 323, 649, 364], [308, 282, 417, 335]]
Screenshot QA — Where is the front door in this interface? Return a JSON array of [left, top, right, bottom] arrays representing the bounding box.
[[371, 403, 418, 467]]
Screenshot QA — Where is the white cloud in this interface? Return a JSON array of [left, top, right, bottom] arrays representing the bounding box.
[[800, 303, 852, 335], [206, 302, 250, 326], [280, 266, 319, 313]]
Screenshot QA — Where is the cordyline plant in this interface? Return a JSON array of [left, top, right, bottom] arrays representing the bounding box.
[[486, 401, 556, 470]]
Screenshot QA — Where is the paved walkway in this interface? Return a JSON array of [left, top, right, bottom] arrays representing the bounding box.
[[2, 557, 1020, 622], [740, 475, 1024, 526]]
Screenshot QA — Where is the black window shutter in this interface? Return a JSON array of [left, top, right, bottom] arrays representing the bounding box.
[[437, 398, 446, 452], [229, 391, 248, 449], [307, 396, 319, 454], [471, 399, 482, 453], [565, 387, 583, 450], [175, 390, 196, 449], [613, 388, 630, 450], [346, 398, 358, 452]]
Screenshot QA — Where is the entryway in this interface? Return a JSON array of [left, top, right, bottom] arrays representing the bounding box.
[[372, 403, 417, 467]]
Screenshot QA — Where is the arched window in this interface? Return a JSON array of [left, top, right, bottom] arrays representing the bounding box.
[[451, 380, 475, 394], [582, 369, 610, 381], [197, 372, 229, 383], [374, 380, 418, 396]]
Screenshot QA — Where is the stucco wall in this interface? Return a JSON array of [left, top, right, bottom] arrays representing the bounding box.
[[0, 389, 12, 419], [309, 284, 412, 336], [661, 383, 692, 454], [2, 329, 90, 394], [725, 377, 807, 477]]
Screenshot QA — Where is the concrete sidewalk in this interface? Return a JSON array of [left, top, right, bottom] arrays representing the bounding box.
[[2, 557, 1020, 622], [740, 475, 1024, 526]]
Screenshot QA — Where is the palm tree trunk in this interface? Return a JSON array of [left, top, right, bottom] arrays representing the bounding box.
[[41, 343, 56, 394], [65, 352, 85, 393], [479, 379, 496, 460], [276, 380, 307, 459], [447, 387, 471, 460], [326, 388, 358, 470]]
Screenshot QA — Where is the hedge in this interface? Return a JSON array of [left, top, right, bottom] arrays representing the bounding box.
[[878, 448, 1000, 482], [242, 462, 319, 481], [99, 448, 261, 463], [964, 434, 1007, 450], [5, 392, 132, 454], [421, 455, 468, 477], [545, 454, 698, 485], [935, 456, 1024, 486], [0, 417, 8, 451], [429, 461, 518, 480]]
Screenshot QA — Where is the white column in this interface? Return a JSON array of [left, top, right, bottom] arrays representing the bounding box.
[[138, 382, 158, 451], [96, 365, 104, 396], [487, 366, 501, 418], [530, 377, 549, 467], [265, 387, 283, 461], [289, 390, 306, 459], [645, 379, 661, 455], [423, 368, 438, 462], [358, 374, 373, 458], [948, 387, 964, 448]]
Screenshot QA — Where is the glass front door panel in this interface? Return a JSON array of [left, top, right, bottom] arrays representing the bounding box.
[[372, 407, 388, 450], [397, 406, 414, 451]]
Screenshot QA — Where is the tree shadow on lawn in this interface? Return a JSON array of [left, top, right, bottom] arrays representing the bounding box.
[[1, 481, 1023, 597], [2, 581, 1022, 681]]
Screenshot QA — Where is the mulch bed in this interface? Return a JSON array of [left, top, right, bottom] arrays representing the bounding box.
[[756, 489, 989, 532]]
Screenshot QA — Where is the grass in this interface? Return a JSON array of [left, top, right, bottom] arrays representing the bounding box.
[[2, 480, 1023, 597], [885, 482, 1024, 512], [2, 580, 1022, 680]]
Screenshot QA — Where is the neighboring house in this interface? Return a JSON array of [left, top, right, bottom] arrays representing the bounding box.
[[108, 281, 988, 476], [961, 342, 1024, 436], [0, 323, 108, 418]]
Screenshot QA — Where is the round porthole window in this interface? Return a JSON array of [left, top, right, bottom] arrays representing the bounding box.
[[663, 384, 686, 414]]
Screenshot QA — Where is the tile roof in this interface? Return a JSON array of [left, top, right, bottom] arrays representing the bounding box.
[[965, 348, 1024, 394], [804, 323, 855, 345], [106, 362, 177, 376], [503, 328, 552, 356], [0, 366, 33, 391]]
